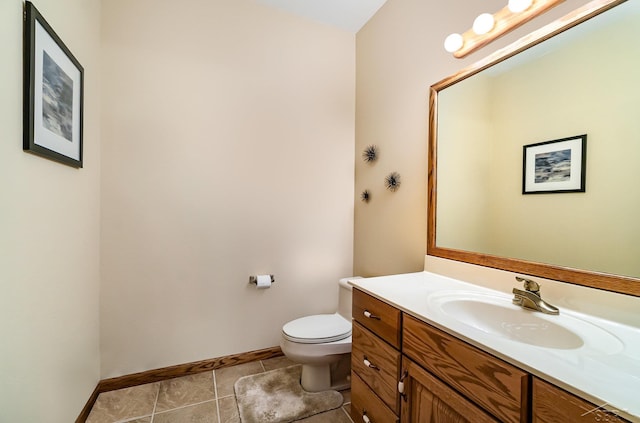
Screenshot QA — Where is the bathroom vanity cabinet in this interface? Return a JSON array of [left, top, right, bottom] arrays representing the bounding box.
[[350, 288, 631, 423]]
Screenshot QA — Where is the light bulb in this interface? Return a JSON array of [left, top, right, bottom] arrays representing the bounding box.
[[508, 0, 533, 13], [444, 33, 464, 53], [472, 13, 495, 35]]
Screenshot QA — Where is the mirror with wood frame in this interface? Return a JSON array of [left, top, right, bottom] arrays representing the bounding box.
[[428, 0, 640, 297]]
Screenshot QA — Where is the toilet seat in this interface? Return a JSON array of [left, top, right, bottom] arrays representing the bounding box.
[[282, 313, 351, 344]]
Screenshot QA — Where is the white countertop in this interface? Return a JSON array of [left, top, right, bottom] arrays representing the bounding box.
[[350, 271, 640, 422]]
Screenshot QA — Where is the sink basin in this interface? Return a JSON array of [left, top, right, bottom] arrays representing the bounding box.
[[428, 291, 623, 353]]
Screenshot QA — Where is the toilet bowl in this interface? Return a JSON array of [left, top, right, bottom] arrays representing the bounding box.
[[280, 277, 359, 392]]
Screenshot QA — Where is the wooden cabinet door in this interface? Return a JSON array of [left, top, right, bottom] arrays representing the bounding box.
[[400, 357, 499, 423]]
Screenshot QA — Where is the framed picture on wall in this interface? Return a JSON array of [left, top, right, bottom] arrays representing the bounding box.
[[522, 134, 586, 194], [24, 1, 84, 168]]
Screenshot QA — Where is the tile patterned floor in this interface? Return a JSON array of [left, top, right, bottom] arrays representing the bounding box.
[[87, 356, 353, 423]]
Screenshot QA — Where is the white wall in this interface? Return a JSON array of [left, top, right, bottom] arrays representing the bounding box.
[[100, 0, 355, 378], [0, 0, 102, 421]]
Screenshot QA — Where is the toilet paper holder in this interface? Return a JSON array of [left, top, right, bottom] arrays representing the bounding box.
[[249, 275, 276, 285]]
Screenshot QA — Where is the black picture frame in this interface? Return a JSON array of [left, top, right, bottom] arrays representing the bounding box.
[[522, 134, 586, 194], [24, 1, 84, 168]]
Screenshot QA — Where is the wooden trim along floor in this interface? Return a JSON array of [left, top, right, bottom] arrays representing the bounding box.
[[75, 346, 283, 423]]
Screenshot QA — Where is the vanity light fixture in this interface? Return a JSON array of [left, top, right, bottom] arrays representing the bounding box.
[[444, 33, 464, 53], [508, 0, 534, 13], [473, 13, 495, 35], [444, 0, 565, 58]]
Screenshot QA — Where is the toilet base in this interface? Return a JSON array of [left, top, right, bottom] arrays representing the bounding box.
[[299, 353, 351, 392], [301, 363, 331, 392]]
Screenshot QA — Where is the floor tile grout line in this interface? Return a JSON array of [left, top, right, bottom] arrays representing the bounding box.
[[213, 369, 219, 400], [152, 398, 217, 416], [340, 405, 354, 422], [217, 393, 237, 399], [148, 382, 160, 423], [213, 370, 221, 423]]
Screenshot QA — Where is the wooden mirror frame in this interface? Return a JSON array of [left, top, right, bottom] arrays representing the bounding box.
[[427, 0, 640, 297]]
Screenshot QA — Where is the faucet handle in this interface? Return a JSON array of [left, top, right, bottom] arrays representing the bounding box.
[[515, 276, 540, 293]]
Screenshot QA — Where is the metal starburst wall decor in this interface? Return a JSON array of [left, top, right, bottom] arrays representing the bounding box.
[[362, 145, 378, 163], [385, 172, 401, 192], [361, 190, 371, 203]]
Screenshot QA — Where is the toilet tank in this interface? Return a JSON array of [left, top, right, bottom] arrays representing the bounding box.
[[337, 277, 361, 320]]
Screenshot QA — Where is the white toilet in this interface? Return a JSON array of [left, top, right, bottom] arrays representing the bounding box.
[[280, 277, 359, 392]]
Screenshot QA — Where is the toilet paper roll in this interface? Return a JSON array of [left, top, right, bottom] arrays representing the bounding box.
[[256, 274, 272, 289]]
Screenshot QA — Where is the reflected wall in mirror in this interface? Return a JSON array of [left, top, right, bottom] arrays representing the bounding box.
[[428, 0, 640, 297]]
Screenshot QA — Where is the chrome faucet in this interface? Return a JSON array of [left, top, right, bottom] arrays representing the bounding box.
[[512, 277, 559, 315]]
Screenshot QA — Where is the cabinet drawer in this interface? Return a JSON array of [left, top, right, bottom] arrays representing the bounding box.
[[403, 314, 529, 423], [351, 371, 399, 423], [533, 378, 630, 423], [353, 288, 401, 348], [352, 321, 401, 413]]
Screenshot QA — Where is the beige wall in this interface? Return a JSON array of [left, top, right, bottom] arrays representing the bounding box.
[[354, 0, 594, 277], [0, 0, 102, 421], [100, 0, 355, 378]]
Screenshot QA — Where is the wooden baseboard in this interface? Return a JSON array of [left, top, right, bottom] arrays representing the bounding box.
[[75, 385, 100, 423], [76, 346, 283, 422], [97, 346, 283, 392]]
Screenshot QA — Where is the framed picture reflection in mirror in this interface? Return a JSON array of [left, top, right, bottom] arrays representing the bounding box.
[[522, 135, 586, 194]]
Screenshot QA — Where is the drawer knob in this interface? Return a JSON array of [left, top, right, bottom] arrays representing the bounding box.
[[363, 310, 381, 320], [363, 356, 380, 371], [362, 410, 371, 423], [398, 369, 408, 400]]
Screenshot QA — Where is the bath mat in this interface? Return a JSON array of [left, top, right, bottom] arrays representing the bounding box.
[[234, 365, 343, 423]]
